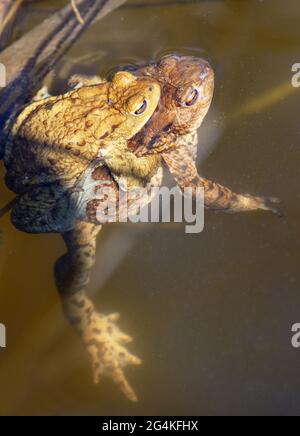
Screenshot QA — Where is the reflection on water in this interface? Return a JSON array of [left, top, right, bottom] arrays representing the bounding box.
[[0, 0, 300, 416]]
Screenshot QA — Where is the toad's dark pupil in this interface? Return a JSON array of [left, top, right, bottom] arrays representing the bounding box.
[[185, 89, 199, 106], [135, 99, 148, 115]]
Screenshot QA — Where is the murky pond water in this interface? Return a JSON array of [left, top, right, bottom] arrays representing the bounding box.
[[0, 0, 300, 416]]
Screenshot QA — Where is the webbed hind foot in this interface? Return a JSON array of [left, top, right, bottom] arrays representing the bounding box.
[[64, 292, 141, 402], [229, 194, 282, 216]]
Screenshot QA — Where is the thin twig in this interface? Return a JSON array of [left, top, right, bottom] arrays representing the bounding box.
[[125, 0, 216, 8], [0, 0, 23, 37], [22, 0, 220, 17], [71, 0, 84, 25]]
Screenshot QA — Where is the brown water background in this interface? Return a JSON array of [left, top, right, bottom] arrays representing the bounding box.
[[0, 0, 300, 416]]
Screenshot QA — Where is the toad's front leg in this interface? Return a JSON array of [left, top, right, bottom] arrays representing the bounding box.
[[163, 145, 281, 215], [55, 221, 141, 402]]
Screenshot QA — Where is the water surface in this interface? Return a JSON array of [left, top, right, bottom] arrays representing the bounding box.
[[0, 0, 299, 416]]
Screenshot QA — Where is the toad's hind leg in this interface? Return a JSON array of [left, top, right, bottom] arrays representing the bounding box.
[[55, 221, 141, 402], [10, 185, 75, 234]]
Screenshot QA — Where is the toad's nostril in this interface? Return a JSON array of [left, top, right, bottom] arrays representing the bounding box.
[[200, 68, 210, 80]]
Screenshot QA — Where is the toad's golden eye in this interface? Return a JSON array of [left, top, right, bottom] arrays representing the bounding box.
[[184, 88, 200, 107], [134, 99, 148, 116]]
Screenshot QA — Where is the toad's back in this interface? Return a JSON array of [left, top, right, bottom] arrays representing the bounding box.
[[5, 85, 110, 193]]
